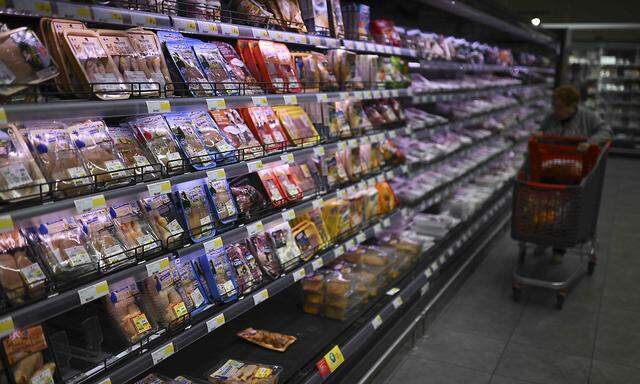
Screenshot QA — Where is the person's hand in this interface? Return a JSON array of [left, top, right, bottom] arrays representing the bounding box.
[[577, 142, 591, 152]]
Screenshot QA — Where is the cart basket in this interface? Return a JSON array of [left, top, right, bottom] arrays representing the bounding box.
[[511, 135, 610, 249]]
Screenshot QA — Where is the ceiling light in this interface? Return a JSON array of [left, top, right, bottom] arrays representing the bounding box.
[[531, 17, 541, 26]]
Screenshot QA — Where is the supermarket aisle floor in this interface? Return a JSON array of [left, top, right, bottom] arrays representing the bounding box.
[[373, 158, 640, 384]]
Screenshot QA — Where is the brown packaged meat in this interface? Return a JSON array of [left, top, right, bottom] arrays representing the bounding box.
[[68, 119, 134, 188], [0, 27, 59, 97], [142, 269, 190, 327], [39, 18, 87, 94], [75, 208, 132, 270], [0, 125, 48, 202], [127, 29, 173, 97], [106, 125, 159, 179], [61, 29, 129, 100], [237, 328, 296, 352], [0, 230, 46, 306], [2, 324, 57, 384], [138, 194, 186, 248], [106, 279, 156, 343], [110, 201, 160, 254], [24, 123, 92, 197]]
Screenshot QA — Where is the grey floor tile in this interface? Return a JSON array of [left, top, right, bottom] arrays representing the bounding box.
[[594, 324, 640, 369], [410, 329, 506, 373], [489, 375, 537, 384], [590, 360, 640, 384], [388, 356, 492, 384], [510, 302, 597, 357], [495, 342, 590, 384], [598, 307, 640, 334], [368, 344, 410, 384]]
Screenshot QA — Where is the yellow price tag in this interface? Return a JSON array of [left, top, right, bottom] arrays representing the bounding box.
[[146, 257, 170, 276], [0, 214, 13, 234], [207, 98, 226, 110], [110, 12, 123, 23], [173, 301, 188, 317], [151, 343, 175, 365], [0, 317, 14, 338], [208, 24, 219, 33], [132, 313, 152, 334], [145, 16, 157, 26], [204, 236, 224, 254], [324, 345, 345, 372], [207, 168, 227, 180], [147, 180, 171, 196], [251, 96, 268, 106], [146, 100, 171, 113], [206, 313, 225, 332], [247, 160, 264, 172], [253, 289, 269, 305], [92, 195, 107, 209], [35, 1, 52, 15], [78, 280, 109, 304], [186, 21, 196, 30], [0, 108, 6, 124], [254, 368, 272, 378], [76, 6, 91, 18]]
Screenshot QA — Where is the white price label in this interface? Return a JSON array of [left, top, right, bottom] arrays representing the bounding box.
[[373, 223, 382, 234], [283, 94, 298, 105], [309, 36, 322, 46], [253, 289, 269, 305], [207, 98, 226, 110], [221, 24, 240, 36], [316, 93, 329, 103], [204, 236, 224, 253], [312, 198, 323, 210], [0, 215, 14, 234], [382, 218, 391, 227], [348, 139, 358, 148], [246, 221, 265, 236], [337, 141, 347, 151], [251, 96, 268, 106], [384, 45, 394, 54], [391, 89, 400, 97], [313, 146, 325, 156], [0, 317, 14, 338], [151, 343, 175, 365], [252, 27, 269, 39], [366, 42, 376, 51], [363, 91, 372, 100], [420, 282, 430, 296], [147, 180, 171, 196], [74, 194, 107, 213], [440, 255, 447, 264], [146, 100, 171, 114], [333, 245, 345, 257], [207, 168, 227, 181], [280, 153, 295, 164], [292, 268, 306, 282], [206, 313, 226, 333], [345, 239, 356, 250], [385, 170, 394, 179], [336, 189, 346, 199], [58, 3, 92, 19], [372, 90, 382, 99], [431, 260, 439, 272], [281, 209, 296, 221], [146, 257, 170, 276], [344, 40, 356, 49], [355, 41, 366, 51], [175, 18, 197, 32], [392, 296, 403, 309], [312, 258, 324, 270], [197, 20, 219, 34], [401, 165, 409, 174], [371, 315, 383, 329], [393, 47, 402, 55], [268, 30, 286, 41], [386, 287, 400, 296], [388, 131, 397, 138], [356, 232, 367, 244], [78, 281, 109, 304], [424, 268, 432, 278], [247, 160, 264, 172], [339, 92, 349, 100]]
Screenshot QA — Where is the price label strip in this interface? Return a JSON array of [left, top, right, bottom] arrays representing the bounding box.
[[292, 268, 306, 282], [74, 195, 107, 213], [311, 257, 324, 270], [253, 289, 269, 305], [146, 257, 170, 276], [147, 180, 171, 196], [151, 342, 175, 365], [78, 281, 109, 304], [206, 313, 226, 333]]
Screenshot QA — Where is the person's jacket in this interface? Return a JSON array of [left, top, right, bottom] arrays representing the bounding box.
[[539, 107, 612, 146]]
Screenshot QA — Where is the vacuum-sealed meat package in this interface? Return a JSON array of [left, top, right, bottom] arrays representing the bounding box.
[[207, 359, 282, 384], [75, 208, 132, 271], [272, 164, 303, 201], [127, 29, 173, 96], [237, 327, 297, 352], [212, 41, 261, 95], [41, 18, 87, 95], [163, 113, 216, 170], [206, 177, 238, 226], [197, 245, 238, 303], [246, 232, 281, 279], [224, 242, 263, 294], [110, 201, 161, 255], [2, 325, 57, 384], [0, 230, 47, 307], [272, 106, 319, 146], [257, 168, 287, 207], [229, 175, 270, 219], [0, 125, 48, 202], [189, 111, 237, 162], [192, 42, 237, 95], [139, 193, 186, 248], [105, 278, 157, 344], [209, 109, 263, 160], [171, 257, 209, 315], [164, 40, 212, 97], [106, 126, 158, 178], [267, 222, 302, 269], [141, 268, 190, 328], [128, 115, 184, 173], [175, 181, 216, 242], [239, 107, 289, 153]]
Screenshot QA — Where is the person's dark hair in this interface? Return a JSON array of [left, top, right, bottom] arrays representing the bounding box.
[[553, 85, 581, 107]]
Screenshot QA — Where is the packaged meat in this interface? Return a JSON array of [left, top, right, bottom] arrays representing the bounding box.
[[40, 18, 87, 95], [68, 119, 134, 188], [2, 325, 56, 384], [164, 40, 212, 97], [61, 29, 128, 100], [272, 106, 319, 146], [110, 201, 161, 255], [257, 169, 286, 207], [266, 222, 301, 270], [375, 181, 397, 214], [105, 278, 157, 344], [28, 217, 99, 280], [207, 359, 282, 384], [224, 242, 263, 294], [0, 125, 48, 202], [141, 268, 190, 328], [328, 0, 345, 39], [274, 0, 307, 32], [272, 164, 303, 201], [189, 111, 237, 162], [208, 109, 262, 160], [139, 193, 186, 248], [229, 175, 269, 219], [206, 177, 238, 227], [197, 244, 238, 303], [127, 29, 173, 97], [211, 41, 261, 95], [106, 126, 159, 179], [229, 0, 277, 26], [321, 198, 351, 239], [175, 180, 216, 242], [192, 42, 237, 95], [246, 232, 281, 279], [24, 123, 92, 197], [237, 328, 296, 352], [239, 107, 289, 153], [345, 99, 372, 134], [98, 29, 159, 96], [0, 27, 59, 97], [292, 208, 330, 247], [75, 208, 132, 271], [171, 257, 209, 315], [0, 230, 47, 307], [291, 220, 321, 261], [163, 113, 216, 170], [128, 115, 184, 173], [299, 0, 330, 35], [244, 40, 301, 93], [289, 161, 318, 194]]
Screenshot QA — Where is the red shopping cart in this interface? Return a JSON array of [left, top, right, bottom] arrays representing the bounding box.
[[510, 135, 610, 309]]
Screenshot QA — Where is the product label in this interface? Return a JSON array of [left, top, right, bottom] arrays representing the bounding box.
[[93, 72, 122, 92], [104, 244, 125, 259], [371, 315, 383, 329], [19, 263, 45, 284], [206, 313, 225, 332], [146, 257, 170, 276], [207, 98, 226, 110], [0, 163, 33, 189], [173, 301, 188, 317], [281, 209, 296, 221], [292, 268, 306, 282], [219, 280, 235, 295], [166, 219, 184, 235], [137, 234, 157, 251], [246, 221, 264, 236], [254, 368, 272, 378], [316, 345, 345, 378], [132, 313, 152, 334], [190, 288, 205, 308], [78, 280, 109, 304], [392, 296, 403, 309], [253, 289, 269, 305], [151, 342, 174, 365], [0, 317, 14, 338], [29, 366, 54, 384], [200, 215, 212, 228], [147, 180, 171, 197], [66, 246, 92, 266], [312, 258, 324, 270], [105, 159, 127, 178]]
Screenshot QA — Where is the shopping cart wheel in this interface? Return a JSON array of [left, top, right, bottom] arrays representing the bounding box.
[[588, 261, 596, 275], [556, 293, 566, 310], [512, 286, 522, 302]]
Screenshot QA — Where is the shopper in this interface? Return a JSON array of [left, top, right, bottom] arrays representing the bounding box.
[[536, 84, 612, 263]]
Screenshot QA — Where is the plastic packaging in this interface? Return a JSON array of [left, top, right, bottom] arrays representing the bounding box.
[[105, 278, 157, 344], [246, 232, 281, 279], [128, 115, 184, 173], [266, 222, 302, 270], [2, 325, 57, 384], [171, 257, 209, 315], [291, 220, 321, 261], [174, 181, 216, 242], [192, 42, 236, 95], [206, 359, 282, 384], [212, 41, 261, 95], [209, 109, 263, 160], [257, 168, 286, 207], [0, 125, 48, 202], [163, 113, 216, 170], [139, 193, 186, 248], [141, 268, 190, 328], [272, 164, 303, 201], [110, 201, 161, 255], [106, 126, 158, 178], [197, 245, 238, 303], [40, 18, 87, 95], [206, 177, 238, 227], [272, 106, 319, 146], [239, 107, 289, 153], [0, 230, 47, 307], [75, 208, 132, 271], [164, 39, 212, 97], [229, 175, 269, 219], [189, 111, 237, 162], [127, 29, 173, 96], [237, 328, 296, 352], [224, 242, 263, 294]]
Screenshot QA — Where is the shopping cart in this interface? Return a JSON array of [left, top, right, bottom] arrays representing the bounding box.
[[510, 135, 611, 309]]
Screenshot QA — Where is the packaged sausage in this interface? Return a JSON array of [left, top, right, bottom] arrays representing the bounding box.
[[24, 123, 92, 197], [289, 162, 318, 194], [207, 359, 282, 384], [206, 178, 238, 227], [197, 244, 238, 303], [291, 220, 321, 261], [171, 257, 209, 315], [246, 233, 281, 279], [211, 41, 261, 95], [141, 268, 190, 328], [272, 164, 303, 201], [248, 40, 301, 93], [128, 115, 184, 173], [127, 29, 173, 97], [292, 208, 330, 247], [192, 42, 237, 95], [0, 27, 59, 97], [174, 181, 216, 243], [2, 325, 56, 384], [110, 201, 161, 255], [28, 217, 99, 281], [61, 29, 128, 100], [299, 0, 330, 35], [208, 109, 262, 160], [272, 106, 319, 146], [68, 119, 134, 189], [0, 125, 48, 202], [75, 208, 132, 271], [224, 242, 263, 294], [189, 111, 237, 162], [163, 113, 216, 170], [239, 107, 289, 153], [40, 18, 87, 95], [0, 230, 47, 307], [139, 193, 186, 248], [237, 328, 297, 352], [105, 278, 157, 344], [106, 126, 158, 179], [164, 40, 212, 97], [229, 175, 269, 219], [266, 222, 302, 270], [292, 52, 338, 92], [257, 168, 286, 207]]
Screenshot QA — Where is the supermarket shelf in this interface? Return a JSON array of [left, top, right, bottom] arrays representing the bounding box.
[[410, 83, 549, 104], [87, 210, 398, 384], [588, 77, 640, 82], [414, 60, 555, 74], [300, 181, 514, 384], [611, 147, 640, 157]]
